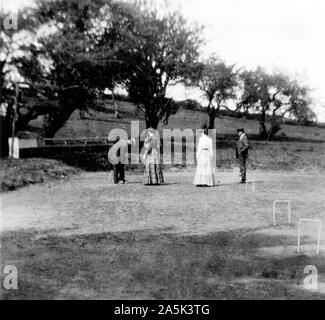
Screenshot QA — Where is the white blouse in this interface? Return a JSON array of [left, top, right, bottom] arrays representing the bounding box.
[[196, 134, 213, 160]]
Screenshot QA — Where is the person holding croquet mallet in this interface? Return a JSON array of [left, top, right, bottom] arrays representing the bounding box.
[[236, 128, 249, 184], [109, 136, 136, 184]]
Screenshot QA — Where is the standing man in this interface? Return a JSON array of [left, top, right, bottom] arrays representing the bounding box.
[[236, 128, 249, 184]]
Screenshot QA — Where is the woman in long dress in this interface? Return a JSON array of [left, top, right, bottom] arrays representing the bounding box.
[[143, 128, 165, 185], [193, 127, 216, 187]]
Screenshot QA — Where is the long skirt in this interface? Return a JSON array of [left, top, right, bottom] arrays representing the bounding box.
[[144, 163, 164, 185], [193, 150, 216, 187]]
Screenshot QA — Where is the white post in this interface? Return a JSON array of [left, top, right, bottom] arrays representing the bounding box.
[[273, 200, 291, 226], [297, 219, 322, 255], [8, 138, 19, 159], [298, 222, 302, 253], [288, 201, 292, 224], [317, 221, 322, 255], [110, 171, 114, 184], [246, 181, 255, 192]]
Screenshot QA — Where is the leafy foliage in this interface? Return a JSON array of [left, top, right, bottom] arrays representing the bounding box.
[[112, 2, 203, 128], [192, 57, 238, 128], [239, 67, 314, 139]]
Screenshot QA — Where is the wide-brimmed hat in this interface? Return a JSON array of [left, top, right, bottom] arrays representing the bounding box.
[[237, 128, 245, 133]]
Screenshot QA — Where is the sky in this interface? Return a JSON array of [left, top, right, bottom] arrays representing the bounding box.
[[2, 0, 325, 121]]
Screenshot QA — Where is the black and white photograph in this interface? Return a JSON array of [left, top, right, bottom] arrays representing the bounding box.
[[1, 0, 325, 304]]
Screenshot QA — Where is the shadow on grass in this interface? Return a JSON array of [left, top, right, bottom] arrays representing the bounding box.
[[144, 183, 182, 187], [1, 227, 324, 300]]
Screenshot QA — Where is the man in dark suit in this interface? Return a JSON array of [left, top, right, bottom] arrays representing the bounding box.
[[110, 137, 135, 184], [236, 128, 249, 183]]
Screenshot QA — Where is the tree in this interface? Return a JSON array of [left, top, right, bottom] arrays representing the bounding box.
[[283, 80, 316, 125], [239, 67, 314, 139], [8, 0, 201, 140], [0, 8, 38, 156], [2, 0, 140, 143], [114, 2, 203, 128], [193, 57, 238, 129], [16, 0, 119, 138], [0, 0, 203, 154]]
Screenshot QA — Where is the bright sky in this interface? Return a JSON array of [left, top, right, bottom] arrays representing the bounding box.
[[3, 0, 325, 121]]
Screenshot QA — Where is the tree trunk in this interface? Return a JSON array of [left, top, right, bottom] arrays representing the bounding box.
[[145, 116, 159, 129], [114, 102, 120, 119], [0, 104, 13, 158], [79, 109, 85, 119], [267, 124, 279, 141], [111, 84, 120, 119], [0, 65, 6, 157], [44, 107, 76, 138], [44, 88, 85, 138], [259, 122, 268, 140], [16, 110, 36, 130], [267, 116, 281, 141], [0, 116, 9, 157], [143, 99, 160, 129], [207, 99, 212, 114], [208, 106, 216, 129], [259, 107, 268, 140]]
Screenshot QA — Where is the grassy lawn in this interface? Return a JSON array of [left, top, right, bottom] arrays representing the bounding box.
[[1, 170, 325, 300], [1, 102, 324, 300]]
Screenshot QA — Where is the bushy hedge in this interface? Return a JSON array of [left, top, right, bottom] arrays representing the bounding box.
[[0, 159, 80, 192]]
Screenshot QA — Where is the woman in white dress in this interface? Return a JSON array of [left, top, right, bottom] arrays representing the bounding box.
[[193, 126, 216, 187]]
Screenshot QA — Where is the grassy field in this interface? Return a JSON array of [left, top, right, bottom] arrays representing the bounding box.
[[1, 102, 325, 300], [1, 170, 325, 300]]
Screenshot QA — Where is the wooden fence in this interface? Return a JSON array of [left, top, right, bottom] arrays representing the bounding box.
[[40, 137, 115, 147]]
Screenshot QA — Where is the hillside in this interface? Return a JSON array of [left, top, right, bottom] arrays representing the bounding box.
[[25, 101, 325, 173], [3, 101, 325, 192], [29, 101, 325, 142]]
